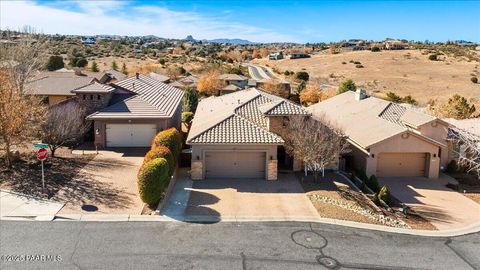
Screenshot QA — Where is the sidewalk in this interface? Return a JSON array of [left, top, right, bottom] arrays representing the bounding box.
[[0, 190, 64, 221]]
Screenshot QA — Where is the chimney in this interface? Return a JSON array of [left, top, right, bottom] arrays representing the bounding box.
[[135, 72, 139, 79], [355, 89, 367, 101]]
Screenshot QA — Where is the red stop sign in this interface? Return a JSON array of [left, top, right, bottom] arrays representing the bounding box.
[[37, 148, 48, 161]]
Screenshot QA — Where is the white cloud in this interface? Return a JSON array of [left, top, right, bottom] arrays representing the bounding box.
[[0, 1, 296, 42]]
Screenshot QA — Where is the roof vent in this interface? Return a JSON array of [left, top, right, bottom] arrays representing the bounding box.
[[237, 99, 241, 104], [355, 89, 367, 101], [135, 72, 139, 79], [132, 82, 135, 89]]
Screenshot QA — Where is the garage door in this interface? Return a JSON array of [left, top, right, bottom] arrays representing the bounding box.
[[377, 153, 427, 177], [106, 124, 157, 147], [205, 151, 266, 179]]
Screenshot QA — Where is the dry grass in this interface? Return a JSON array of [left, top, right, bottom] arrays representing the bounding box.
[[254, 49, 480, 106]]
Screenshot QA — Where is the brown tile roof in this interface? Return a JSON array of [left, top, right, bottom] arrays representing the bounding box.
[[25, 72, 95, 96], [71, 81, 116, 93], [87, 74, 183, 120], [187, 88, 307, 145]]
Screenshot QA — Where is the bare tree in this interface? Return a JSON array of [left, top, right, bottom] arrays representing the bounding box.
[[41, 102, 90, 157], [282, 115, 349, 180], [448, 127, 480, 178]]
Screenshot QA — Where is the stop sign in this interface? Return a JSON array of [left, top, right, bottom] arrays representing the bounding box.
[[37, 148, 48, 161]]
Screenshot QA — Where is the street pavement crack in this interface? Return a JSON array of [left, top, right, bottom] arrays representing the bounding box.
[[69, 222, 86, 270], [445, 238, 477, 270], [240, 252, 247, 270]]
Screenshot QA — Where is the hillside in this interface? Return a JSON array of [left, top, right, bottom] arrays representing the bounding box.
[[253, 49, 480, 106]]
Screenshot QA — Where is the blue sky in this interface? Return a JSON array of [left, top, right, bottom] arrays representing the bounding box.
[[1, 1, 479, 43]]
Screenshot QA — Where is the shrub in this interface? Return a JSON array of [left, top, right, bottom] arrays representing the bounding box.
[[378, 185, 391, 205], [353, 61, 361, 65], [355, 64, 364, 68], [386, 91, 402, 103], [341, 61, 347, 64], [401, 95, 417, 105], [446, 160, 458, 174], [355, 169, 369, 182], [371, 46, 381, 52], [46, 55, 64, 71], [367, 175, 380, 193], [182, 111, 194, 126], [372, 193, 381, 205], [159, 59, 166, 65], [337, 79, 357, 94], [284, 70, 291, 76], [76, 58, 88, 68], [428, 54, 438, 61], [471, 77, 478, 84], [295, 71, 310, 81], [151, 128, 182, 160], [137, 158, 170, 205], [143, 146, 174, 176]]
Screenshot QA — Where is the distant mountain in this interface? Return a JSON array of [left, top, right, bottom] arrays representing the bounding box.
[[208, 38, 255, 45], [185, 35, 195, 42]]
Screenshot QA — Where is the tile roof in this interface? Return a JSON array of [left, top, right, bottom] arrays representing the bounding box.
[[307, 91, 440, 149], [25, 72, 95, 96], [222, 84, 241, 91], [87, 74, 183, 120], [149, 72, 170, 83], [187, 88, 307, 145], [71, 81, 116, 93], [219, 74, 248, 81]]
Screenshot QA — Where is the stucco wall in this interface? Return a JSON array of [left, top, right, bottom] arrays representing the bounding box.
[[417, 121, 450, 168], [366, 132, 440, 178], [190, 144, 278, 180]]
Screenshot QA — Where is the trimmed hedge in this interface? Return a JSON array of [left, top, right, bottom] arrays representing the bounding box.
[[137, 158, 170, 205], [143, 146, 174, 176], [151, 128, 182, 160]]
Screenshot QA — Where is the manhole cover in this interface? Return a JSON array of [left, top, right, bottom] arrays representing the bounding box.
[[81, 205, 98, 212], [291, 230, 327, 249], [317, 256, 338, 269]]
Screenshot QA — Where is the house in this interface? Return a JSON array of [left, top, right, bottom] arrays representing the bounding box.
[[148, 72, 170, 83], [269, 51, 284, 60], [86, 73, 184, 148], [384, 40, 407, 50], [256, 79, 291, 98], [219, 73, 248, 89], [24, 71, 96, 106], [308, 90, 450, 179], [186, 88, 309, 180], [98, 70, 127, 84], [169, 75, 198, 90], [71, 81, 117, 114], [81, 36, 96, 45], [289, 53, 311, 59]]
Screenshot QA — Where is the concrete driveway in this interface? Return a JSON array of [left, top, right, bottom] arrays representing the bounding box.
[[182, 173, 320, 220], [379, 175, 480, 230], [57, 148, 147, 215]]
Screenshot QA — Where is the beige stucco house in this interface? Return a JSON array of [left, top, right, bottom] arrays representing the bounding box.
[[186, 88, 309, 180], [308, 90, 450, 179], [86, 73, 183, 148]]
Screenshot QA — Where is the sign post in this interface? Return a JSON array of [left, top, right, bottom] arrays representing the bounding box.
[[36, 148, 48, 191]]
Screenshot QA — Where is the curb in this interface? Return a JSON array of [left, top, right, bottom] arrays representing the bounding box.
[[2, 214, 478, 237]]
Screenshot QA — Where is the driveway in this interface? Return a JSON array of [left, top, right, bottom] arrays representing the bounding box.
[[57, 148, 147, 215], [170, 172, 319, 220], [379, 175, 480, 230]]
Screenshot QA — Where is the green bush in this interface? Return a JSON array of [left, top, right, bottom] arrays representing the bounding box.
[[372, 193, 381, 205], [46, 55, 64, 71], [471, 77, 478, 84], [355, 169, 368, 182], [295, 71, 310, 81], [182, 112, 194, 126], [76, 58, 88, 68], [367, 175, 380, 193], [401, 95, 417, 105], [151, 128, 182, 160], [378, 185, 391, 205], [337, 79, 357, 94], [428, 54, 438, 61], [386, 91, 402, 103], [137, 158, 170, 205], [144, 146, 174, 176], [446, 160, 458, 173], [371, 46, 381, 52]]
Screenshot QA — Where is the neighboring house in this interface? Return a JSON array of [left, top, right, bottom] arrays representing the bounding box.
[[98, 70, 127, 84], [186, 88, 309, 180], [81, 36, 96, 45], [289, 53, 311, 59], [24, 71, 96, 106], [86, 73, 184, 148], [256, 78, 291, 98], [269, 51, 284, 60], [384, 40, 407, 50], [169, 75, 198, 90], [219, 73, 248, 89], [308, 90, 450, 179], [149, 72, 170, 83]]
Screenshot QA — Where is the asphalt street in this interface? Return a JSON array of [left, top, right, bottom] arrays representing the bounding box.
[[0, 221, 479, 270]]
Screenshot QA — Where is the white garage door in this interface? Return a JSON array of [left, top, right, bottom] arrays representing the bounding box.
[[205, 151, 266, 179], [106, 124, 157, 147], [377, 152, 427, 177]]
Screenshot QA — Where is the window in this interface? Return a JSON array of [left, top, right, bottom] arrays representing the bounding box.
[[83, 95, 86, 100], [97, 95, 101, 100], [90, 95, 93, 100]]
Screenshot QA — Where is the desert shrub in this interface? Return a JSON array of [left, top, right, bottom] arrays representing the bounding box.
[[471, 77, 478, 84], [137, 158, 170, 205], [46, 55, 64, 71], [371, 46, 381, 52], [341, 61, 347, 64], [378, 185, 391, 205], [446, 160, 458, 174], [76, 58, 88, 68], [428, 54, 438, 61], [386, 91, 402, 103], [284, 70, 291, 76], [295, 71, 310, 81], [90, 61, 99, 72], [151, 128, 182, 160], [401, 95, 417, 105], [353, 61, 361, 64], [337, 79, 357, 94], [438, 94, 476, 119], [159, 59, 166, 65], [143, 146, 174, 176], [367, 175, 380, 193], [355, 64, 364, 68], [182, 112, 194, 126]]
